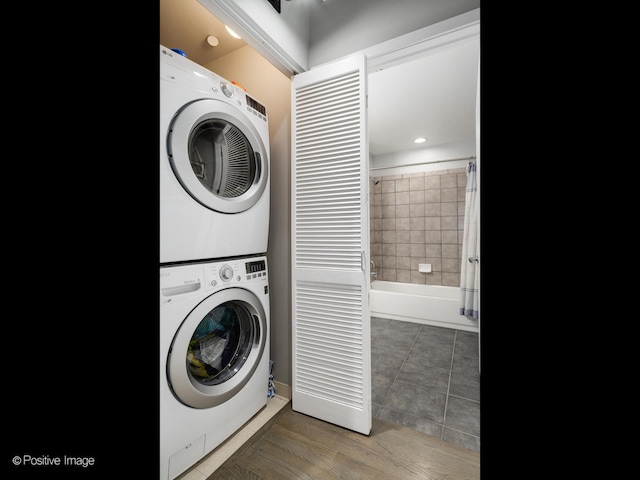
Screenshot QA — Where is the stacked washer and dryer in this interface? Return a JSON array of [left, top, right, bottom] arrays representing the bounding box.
[[159, 45, 271, 480]]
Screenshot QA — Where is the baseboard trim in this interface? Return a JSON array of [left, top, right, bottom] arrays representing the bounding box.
[[273, 381, 291, 400]]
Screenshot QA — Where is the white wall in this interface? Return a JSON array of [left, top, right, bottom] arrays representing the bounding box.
[[370, 140, 475, 176]]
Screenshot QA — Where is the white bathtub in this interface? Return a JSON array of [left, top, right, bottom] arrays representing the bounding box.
[[370, 280, 478, 332]]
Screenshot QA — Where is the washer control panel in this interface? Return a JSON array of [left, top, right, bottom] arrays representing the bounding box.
[[160, 256, 268, 305], [245, 259, 267, 280], [202, 257, 268, 289]]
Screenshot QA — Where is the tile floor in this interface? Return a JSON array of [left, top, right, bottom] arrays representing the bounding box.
[[371, 316, 480, 451]]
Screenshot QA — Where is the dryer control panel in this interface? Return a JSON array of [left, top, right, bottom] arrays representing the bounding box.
[[160, 45, 268, 123], [206, 76, 268, 123]]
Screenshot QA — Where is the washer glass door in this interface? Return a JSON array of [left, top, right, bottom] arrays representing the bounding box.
[[188, 301, 253, 385], [168, 99, 269, 214], [168, 288, 267, 409]]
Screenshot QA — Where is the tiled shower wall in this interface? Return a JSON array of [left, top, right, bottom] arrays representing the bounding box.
[[369, 167, 467, 286]]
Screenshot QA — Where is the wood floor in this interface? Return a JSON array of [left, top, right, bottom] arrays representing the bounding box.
[[206, 403, 480, 480]]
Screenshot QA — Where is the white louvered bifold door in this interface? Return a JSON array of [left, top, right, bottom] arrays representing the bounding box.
[[291, 53, 371, 435]]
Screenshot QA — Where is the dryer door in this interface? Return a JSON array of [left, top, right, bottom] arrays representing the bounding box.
[[167, 287, 267, 409], [167, 99, 269, 214]]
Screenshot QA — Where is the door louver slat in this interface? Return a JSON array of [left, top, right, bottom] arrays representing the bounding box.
[[294, 281, 363, 409], [294, 69, 362, 270]]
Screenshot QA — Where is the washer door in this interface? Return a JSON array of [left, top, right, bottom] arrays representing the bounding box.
[[167, 99, 269, 214], [167, 288, 267, 409]]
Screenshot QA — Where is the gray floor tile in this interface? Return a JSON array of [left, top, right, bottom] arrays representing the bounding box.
[[385, 381, 446, 423], [396, 361, 450, 393], [385, 319, 422, 336], [454, 330, 479, 358], [371, 350, 406, 378], [406, 343, 454, 369], [375, 321, 421, 350], [413, 325, 456, 353], [370, 318, 389, 339], [371, 340, 406, 359], [449, 355, 480, 401], [444, 396, 480, 437], [372, 374, 394, 405]]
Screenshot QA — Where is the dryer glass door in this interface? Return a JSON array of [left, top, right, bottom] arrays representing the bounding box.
[[168, 99, 269, 214], [189, 119, 256, 200]]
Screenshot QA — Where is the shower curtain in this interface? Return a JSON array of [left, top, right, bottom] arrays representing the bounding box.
[[460, 160, 479, 319]]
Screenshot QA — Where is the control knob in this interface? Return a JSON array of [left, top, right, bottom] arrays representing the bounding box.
[[219, 265, 233, 281], [220, 82, 234, 98]]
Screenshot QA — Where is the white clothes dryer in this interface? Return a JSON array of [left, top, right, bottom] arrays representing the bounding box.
[[160, 45, 270, 264], [160, 255, 270, 480]]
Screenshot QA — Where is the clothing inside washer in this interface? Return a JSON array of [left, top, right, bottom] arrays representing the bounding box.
[[187, 302, 255, 384]]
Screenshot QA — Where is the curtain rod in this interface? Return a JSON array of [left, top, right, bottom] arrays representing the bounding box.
[[370, 155, 476, 171]]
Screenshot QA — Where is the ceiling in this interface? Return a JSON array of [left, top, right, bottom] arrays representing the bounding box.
[[159, 0, 248, 66], [368, 38, 479, 157], [159, 0, 479, 157]]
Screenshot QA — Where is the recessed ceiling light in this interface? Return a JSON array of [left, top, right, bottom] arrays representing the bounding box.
[[414, 137, 427, 144], [225, 25, 241, 39]]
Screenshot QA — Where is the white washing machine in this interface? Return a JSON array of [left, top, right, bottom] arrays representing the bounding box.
[[160, 45, 270, 264], [160, 255, 270, 480]]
